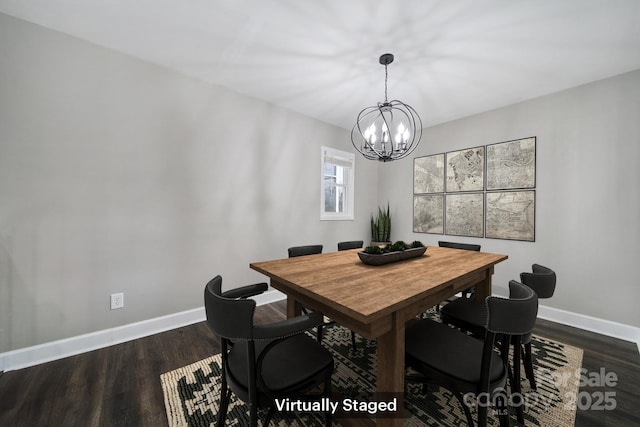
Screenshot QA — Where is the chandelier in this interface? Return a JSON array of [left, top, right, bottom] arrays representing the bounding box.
[[351, 53, 422, 162]]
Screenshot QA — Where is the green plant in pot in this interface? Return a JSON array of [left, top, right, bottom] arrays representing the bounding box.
[[371, 203, 391, 246]]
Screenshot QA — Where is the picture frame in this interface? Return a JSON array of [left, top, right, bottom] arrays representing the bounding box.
[[486, 137, 536, 190], [414, 153, 445, 194], [445, 146, 485, 192], [413, 194, 444, 234], [485, 190, 536, 241], [445, 193, 484, 238]]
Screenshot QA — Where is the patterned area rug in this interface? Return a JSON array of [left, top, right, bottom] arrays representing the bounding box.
[[161, 311, 583, 426]]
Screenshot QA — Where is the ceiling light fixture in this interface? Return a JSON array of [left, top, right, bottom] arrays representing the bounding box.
[[351, 53, 422, 162]]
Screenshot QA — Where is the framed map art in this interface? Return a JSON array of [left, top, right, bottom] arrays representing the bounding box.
[[413, 194, 444, 234], [486, 137, 536, 190], [414, 153, 445, 194], [446, 146, 484, 192], [445, 193, 484, 238], [486, 191, 535, 241], [413, 136, 536, 241]]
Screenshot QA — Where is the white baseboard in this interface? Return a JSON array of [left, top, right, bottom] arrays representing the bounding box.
[[254, 288, 286, 306], [537, 305, 640, 354], [2, 292, 637, 372], [0, 289, 286, 373]]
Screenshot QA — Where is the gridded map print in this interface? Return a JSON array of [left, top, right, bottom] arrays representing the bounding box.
[[446, 147, 484, 192], [486, 190, 535, 241], [486, 137, 536, 190]]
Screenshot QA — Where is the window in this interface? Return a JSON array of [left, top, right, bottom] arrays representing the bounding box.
[[321, 146, 355, 220]]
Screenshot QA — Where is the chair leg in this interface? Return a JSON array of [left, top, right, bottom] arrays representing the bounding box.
[[498, 410, 511, 427], [421, 383, 430, 395], [350, 331, 357, 349], [512, 338, 525, 425], [495, 387, 511, 427], [316, 324, 323, 343], [499, 336, 514, 388], [249, 402, 258, 427], [324, 374, 333, 427], [216, 388, 231, 427], [453, 391, 475, 427], [263, 406, 275, 427], [523, 342, 537, 390]]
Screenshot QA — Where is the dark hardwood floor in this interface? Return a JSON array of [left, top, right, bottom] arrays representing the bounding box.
[[1, 300, 638, 426]]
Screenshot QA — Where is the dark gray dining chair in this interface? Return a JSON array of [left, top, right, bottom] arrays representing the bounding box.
[[337, 240, 364, 251], [406, 281, 538, 427], [287, 245, 323, 258], [204, 275, 334, 427], [287, 245, 328, 344], [440, 264, 556, 423], [433, 241, 482, 314], [438, 240, 481, 298], [519, 264, 557, 390], [438, 240, 481, 252]]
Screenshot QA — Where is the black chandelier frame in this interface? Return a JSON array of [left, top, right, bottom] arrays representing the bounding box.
[[351, 53, 422, 162]]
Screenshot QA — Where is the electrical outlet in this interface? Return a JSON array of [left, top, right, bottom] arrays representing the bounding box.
[[110, 292, 124, 310]]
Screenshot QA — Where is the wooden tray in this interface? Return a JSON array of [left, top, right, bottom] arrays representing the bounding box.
[[357, 246, 427, 266]]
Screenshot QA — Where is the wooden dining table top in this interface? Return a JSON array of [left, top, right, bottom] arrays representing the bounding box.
[[250, 245, 508, 334], [251, 245, 508, 426]]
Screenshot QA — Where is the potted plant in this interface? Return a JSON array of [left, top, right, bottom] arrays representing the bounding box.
[[371, 203, 391, 246]]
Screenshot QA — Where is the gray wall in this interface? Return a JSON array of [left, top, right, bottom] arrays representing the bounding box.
[[380, 69, 640, 327], [0, 14, 377, 352], [2, 12, 638, 355]]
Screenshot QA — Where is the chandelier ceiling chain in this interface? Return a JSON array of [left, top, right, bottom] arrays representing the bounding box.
[[351, 53, 422, 162], [383, 60, 388, 102]]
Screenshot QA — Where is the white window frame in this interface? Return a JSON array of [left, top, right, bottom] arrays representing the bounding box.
[[320, 146, 355, 221]]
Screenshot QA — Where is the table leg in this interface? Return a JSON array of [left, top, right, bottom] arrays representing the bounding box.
[[375, 314, 405, 427], [474, 266, 494, 301], [286, 296, 303, 319]]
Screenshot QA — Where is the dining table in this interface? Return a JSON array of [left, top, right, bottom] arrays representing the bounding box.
[[250, 245, 508, 426]]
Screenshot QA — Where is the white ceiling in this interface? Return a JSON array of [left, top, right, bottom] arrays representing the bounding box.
[[2, 0, 640, 129]]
